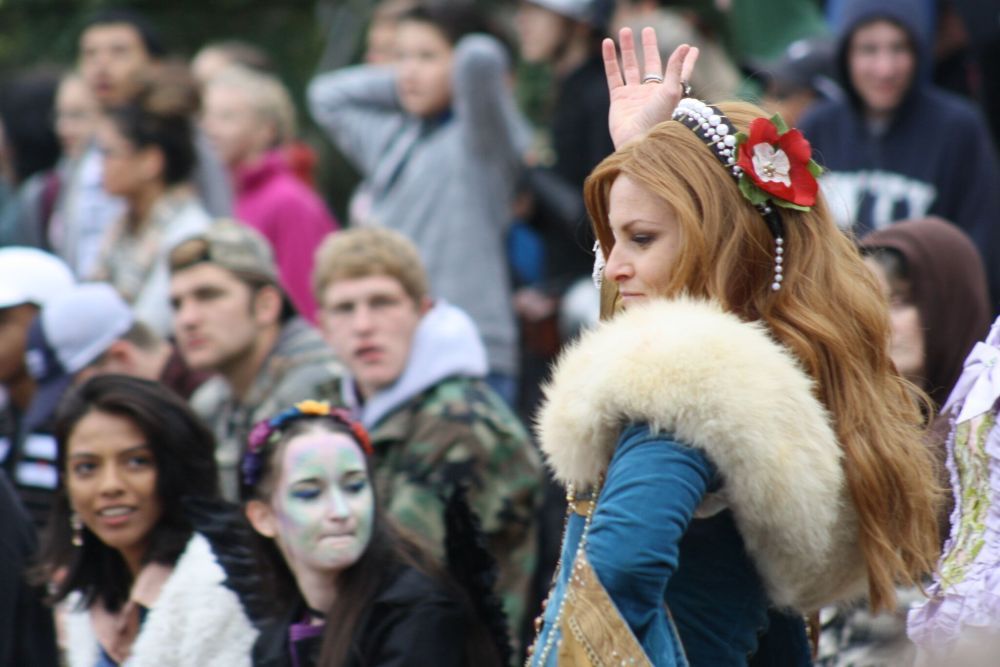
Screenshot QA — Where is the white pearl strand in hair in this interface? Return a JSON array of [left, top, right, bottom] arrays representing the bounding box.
[[673, 97, 787, 292]]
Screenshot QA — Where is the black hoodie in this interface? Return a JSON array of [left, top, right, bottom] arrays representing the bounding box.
[[799, 0, 1000, 306]]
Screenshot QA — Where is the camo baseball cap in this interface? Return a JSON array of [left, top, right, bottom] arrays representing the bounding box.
[[168, 219, 279, 285]]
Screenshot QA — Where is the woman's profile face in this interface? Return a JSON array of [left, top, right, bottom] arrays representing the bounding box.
[[604, 175, 683, 306], [268, 430, 375, 578], [394, 21, 455, 118], [65, 410, 163, 571], [96, 118, 156, 198], [864, 256, 925, 383]]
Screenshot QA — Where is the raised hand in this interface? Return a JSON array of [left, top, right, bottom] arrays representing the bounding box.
[[604, 27, 699, 149]]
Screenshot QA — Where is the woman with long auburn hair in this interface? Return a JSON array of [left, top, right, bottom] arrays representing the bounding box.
[[526, 28, 942, 666]]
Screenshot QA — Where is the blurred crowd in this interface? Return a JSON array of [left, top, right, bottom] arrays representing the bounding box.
[[0, 0, 998, 665]]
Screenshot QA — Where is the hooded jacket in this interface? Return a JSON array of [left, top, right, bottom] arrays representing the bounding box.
[[339, 301, 541, 637], [861, 217, 991, 407], [799, 0, 1000, 305]]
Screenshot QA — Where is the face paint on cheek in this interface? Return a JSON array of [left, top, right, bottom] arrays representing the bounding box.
[[272, 431, 376, 573]]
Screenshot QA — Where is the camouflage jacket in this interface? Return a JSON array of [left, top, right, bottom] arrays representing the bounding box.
[[191, 317, 344, 500], [338, 374, 542, 641]]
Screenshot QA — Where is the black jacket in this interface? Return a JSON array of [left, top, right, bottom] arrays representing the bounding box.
[[0, 469, 58, 666], [253, 566, 469, 667]]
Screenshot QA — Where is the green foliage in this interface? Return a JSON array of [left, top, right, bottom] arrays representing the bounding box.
[[737, 174, 769, 207]]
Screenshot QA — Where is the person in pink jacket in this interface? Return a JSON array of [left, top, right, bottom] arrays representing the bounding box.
[[201, 65, 338, 322]]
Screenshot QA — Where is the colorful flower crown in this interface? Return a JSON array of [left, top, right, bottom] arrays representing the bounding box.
[[241, 400, 373, 489]]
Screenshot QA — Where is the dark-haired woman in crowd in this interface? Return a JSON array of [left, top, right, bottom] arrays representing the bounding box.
[[90, 66, 212, 336], [243, 400, 504, 667], [36, 375, 257, 666]]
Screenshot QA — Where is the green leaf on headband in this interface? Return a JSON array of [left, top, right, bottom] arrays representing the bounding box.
[[738, 176, 770, 206], [807, 160, 823, 177], [772, 198, 811, 212], [770, 114, 790, 134], [734, 131, 749, 146]]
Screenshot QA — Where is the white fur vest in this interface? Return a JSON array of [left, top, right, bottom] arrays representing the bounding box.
[[63, 533, 258, 666], [536, 298, 869, 612]]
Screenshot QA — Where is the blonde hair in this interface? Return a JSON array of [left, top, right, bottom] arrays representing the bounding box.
[[585, 100, 942, 612], [312, 228, 429, 305], [207, 65, 296, 145]]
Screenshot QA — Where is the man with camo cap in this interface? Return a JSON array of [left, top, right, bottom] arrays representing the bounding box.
[[169, 220, 343, 499], [313, 227, 542, 641]]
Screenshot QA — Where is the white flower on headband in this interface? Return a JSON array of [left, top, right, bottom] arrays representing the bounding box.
[[751, 144, 792, 187]]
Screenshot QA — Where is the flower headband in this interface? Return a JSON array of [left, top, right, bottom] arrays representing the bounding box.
[[241, 400, 374, 489], [670, 98, 822, 291], [590, 100, 822, 292]]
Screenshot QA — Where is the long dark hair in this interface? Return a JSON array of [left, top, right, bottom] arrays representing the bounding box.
[[104, 65, 196, 186], [35, 374, 218, 611], [242, 414, 502, 667]]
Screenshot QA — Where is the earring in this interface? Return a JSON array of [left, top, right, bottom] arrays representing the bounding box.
[[71, 512, 83, 547], [771, 236, 784, 292]]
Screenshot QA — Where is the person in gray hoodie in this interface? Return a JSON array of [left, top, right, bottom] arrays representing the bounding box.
[[308, 2, 528, 400], [313, 227, 541, 643]]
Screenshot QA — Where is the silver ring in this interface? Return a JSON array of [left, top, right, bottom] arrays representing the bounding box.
[[641, 73, 664, 85], [680, 79, 692, 97]]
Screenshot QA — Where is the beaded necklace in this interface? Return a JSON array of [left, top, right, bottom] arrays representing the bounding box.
[[526, 477, 602, 666]]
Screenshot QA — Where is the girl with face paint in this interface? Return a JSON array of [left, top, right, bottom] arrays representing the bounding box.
[[242, 402, 504, 667]]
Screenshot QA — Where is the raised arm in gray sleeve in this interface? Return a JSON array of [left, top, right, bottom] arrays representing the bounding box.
[[307, 66, 406, 176]]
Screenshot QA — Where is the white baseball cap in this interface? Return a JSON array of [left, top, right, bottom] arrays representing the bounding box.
[[34, 282, 135, 375], [0, 247, 75, 309]]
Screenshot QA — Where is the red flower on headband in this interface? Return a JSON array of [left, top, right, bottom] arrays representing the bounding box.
[[735, 115, 821, 210]]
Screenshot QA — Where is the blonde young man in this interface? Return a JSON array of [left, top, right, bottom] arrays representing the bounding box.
[[313, 227, 541, 639]]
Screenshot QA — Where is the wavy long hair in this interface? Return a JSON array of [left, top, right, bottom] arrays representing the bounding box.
[[584, 101, 942, 612]]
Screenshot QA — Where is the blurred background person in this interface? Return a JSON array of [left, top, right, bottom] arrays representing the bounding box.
[[0, 247, 75, 530], [0, 469, 58, 667], [861, 217, 990, 407], [58, 8, 231, 282], [817, 216, 991, 666], [201, 65, 338, 323], [610, 0, 741, 101], [89, 68, 212, 337], [799, 0, 1000, 310], [31, 282, 209, 403], [190, 38, 274, 89], [753, 35, 842, 126], [364, 0, 417, 65], [190, 38, 321, 188], [0, 67, 62, 248], [309, 2, 527, 405], [46, 72, 102, 273]]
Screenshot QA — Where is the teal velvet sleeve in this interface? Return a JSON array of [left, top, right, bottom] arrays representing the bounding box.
[[585, 423, 716, 662]]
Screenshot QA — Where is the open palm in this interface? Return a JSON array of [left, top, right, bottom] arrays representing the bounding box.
[[604, 27, 700, 149]]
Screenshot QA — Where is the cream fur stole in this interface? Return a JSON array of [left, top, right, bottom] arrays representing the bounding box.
[[536, 298, 868, 611]]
